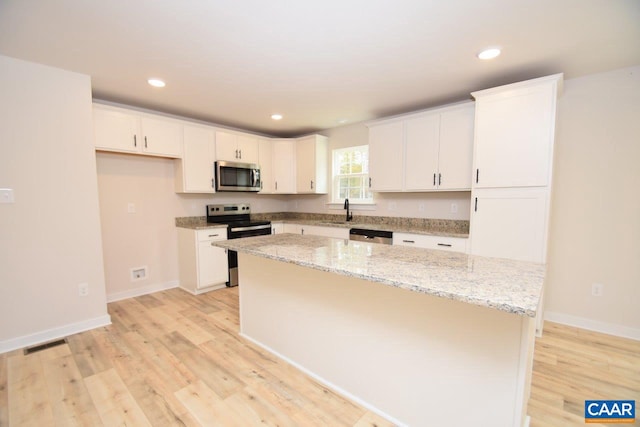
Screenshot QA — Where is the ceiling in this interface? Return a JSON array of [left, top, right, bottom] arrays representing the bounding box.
[[1, 0, 639, 137]]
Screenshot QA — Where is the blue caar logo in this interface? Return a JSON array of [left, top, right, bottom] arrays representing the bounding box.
[[585, 400, 635, 423]]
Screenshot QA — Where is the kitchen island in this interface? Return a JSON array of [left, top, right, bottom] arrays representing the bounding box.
[[214, 233, 545, 426]]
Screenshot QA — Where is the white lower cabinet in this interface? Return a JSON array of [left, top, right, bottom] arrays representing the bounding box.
[[393, 232, 468, 253], [178, 228, 229, 294], [282, 223, 349, 239], [301, 225, 349, 239], [271, 222, 284, 234], [283, 223, 302, 234]]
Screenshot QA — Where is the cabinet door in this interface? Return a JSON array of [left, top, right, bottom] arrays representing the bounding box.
[[93, 106, 140, 153], [473, 84, 555, 188], [368, 121, 403, 191], [303, 225, 349, 239], [296, 137, 315, 193], [258, 139, 273, 193], [178, 125, 215, 193], [283, 223, 302, 234], [272, 139, 296, 193], [215, 131, 238, 161], [393, 232, 468, 253], [197, 241, 228, 288], [438, 105, 474, 190], [140, 116, 182, 158], [470, 189, 547, 262], [271, 222, 284, 234], [404, 114, 440, 191], [237, 134, 259, 163]]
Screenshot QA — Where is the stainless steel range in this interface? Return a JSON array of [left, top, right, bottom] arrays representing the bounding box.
[[206, 203, 271, 287]]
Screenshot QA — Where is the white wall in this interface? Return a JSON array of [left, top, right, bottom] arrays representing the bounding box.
[[544, 65, 640, 338], [96, 152, 290, 300], [0, 55, 109, 352]]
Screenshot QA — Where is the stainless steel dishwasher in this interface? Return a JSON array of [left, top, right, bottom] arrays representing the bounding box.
[[349, 228, 393, 244]]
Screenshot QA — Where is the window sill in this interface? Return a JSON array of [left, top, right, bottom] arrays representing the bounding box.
[[326, 202, 377, 211]]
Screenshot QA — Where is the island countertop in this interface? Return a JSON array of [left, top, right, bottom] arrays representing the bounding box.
[[213, 233, 545, 317]]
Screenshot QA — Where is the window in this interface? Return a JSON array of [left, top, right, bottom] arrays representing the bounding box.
[[332, 145, 372, 203]]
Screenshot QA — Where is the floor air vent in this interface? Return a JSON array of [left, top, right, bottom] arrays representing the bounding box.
[[23, 338, 67, 355]]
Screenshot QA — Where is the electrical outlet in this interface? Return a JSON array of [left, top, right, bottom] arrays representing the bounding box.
[[127, 202, 136, 214], [450, 203, 458, 214], [418, 203, 426, 212], [388, 202, 397, 211], [131, 266, 147, 281], [0, 188, 15, 204], [592, 283, 604, 297], [78, 283, 89, 297]]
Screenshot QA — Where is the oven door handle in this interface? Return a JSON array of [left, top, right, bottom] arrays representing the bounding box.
[[230, 224, 271, 233]]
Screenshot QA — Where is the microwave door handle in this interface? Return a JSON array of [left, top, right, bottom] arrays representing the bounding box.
[[252, 169, 257, 187]]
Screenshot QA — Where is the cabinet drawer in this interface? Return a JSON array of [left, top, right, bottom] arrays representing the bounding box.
[[393, 233, 468, 253], [196, 228, 227, 242]]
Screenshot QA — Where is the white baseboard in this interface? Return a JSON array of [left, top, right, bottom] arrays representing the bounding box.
[[239, 332, 405, 427], [544, 312, 640, 341], [0, 314, 112, 354], [106, 280, 179, 303]]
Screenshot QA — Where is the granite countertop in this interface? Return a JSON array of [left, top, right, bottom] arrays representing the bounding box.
[[176, 214, 469, 238], [213, 233, 545, 317], [271, 219, 468, 238], [175, 217, 228, 230]]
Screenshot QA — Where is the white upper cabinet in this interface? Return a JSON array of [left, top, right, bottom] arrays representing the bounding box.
[[215, 130, 259, 163], [271, 139, 296, 194], [175, 124, 216, 193], [258, 138, 274, 193], [472, 77, 559, 189], [368, 102, 474, 192], [296, 135, 328, 194], [93, 103, 182, 158], [404, 114, 440, 191], [368, 121, 404, 191], [140, 116, 182, 157], [437, 105, 475, 190]]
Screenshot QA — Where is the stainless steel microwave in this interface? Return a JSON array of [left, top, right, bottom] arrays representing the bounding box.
[[215, 160, 261, 192]]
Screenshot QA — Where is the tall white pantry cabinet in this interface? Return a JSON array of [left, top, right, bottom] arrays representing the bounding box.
[[469, 74, 563, 264]]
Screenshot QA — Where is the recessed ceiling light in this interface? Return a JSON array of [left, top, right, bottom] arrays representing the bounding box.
[[271, 114, 283, 121], [477, 48, 501, 60], [147, 78, 166, 88]]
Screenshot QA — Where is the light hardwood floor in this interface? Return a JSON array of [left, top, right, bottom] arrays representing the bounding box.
[[1, 287, 638, 426]]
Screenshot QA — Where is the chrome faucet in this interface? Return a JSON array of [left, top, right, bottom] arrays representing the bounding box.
[[344, 198, 353, 222]]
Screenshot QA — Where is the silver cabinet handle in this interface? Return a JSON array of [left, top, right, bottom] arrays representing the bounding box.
[[433, 173, 436, 186], [144, 136, 148, 148], [476, 169, 479, 184], [438, 173, 441, 186], [403, 240, 415, 244], [239, 149, 242, 159], [133, 135, 137, 147], [275, 181, 278, 191], [437, 243, 452, 247], [235, 149, 239, 159], [211, 178, 215, 188], [369, 177, 372, 188], [310, 180, 314, 190], [208, 234, 219, 238]]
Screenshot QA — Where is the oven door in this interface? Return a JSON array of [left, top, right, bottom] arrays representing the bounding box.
[[227, 223, 272, 286], [215, 161, 261, 192]]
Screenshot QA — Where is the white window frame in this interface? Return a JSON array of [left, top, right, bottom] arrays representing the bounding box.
[[330, 145, 374, 205]]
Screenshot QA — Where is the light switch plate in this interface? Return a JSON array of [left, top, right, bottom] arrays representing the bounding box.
[[0, 188, 15, 203]]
